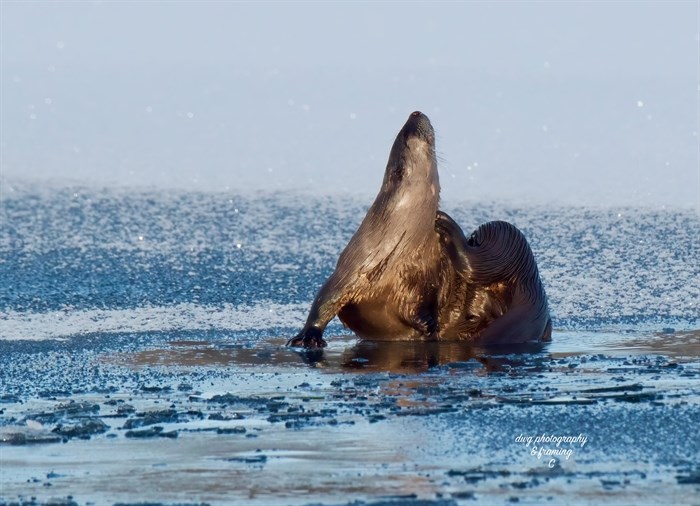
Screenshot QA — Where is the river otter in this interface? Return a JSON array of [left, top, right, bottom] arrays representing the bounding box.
[[287, 111, 551, 348]]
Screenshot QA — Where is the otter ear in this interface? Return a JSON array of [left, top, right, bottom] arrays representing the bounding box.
[[391, 163, 405, 181]]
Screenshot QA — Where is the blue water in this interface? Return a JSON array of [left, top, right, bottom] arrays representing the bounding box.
[[1, 182, 699, 506], [1, 182, 698, 341]]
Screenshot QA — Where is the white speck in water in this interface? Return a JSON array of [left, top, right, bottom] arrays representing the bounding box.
[[44, 98, 52, 105], [302, 104, 310, 112], [466, 165, 472, 171], [145, 106, 153, 113], [544, 61, 551, 69], [349, 112, 357, 120], [636, 100, 644, 108], [267, 167, 273, 173], [187, 112, 194, 119], [646, 114, 653, 120], [236, 243, 242, 249], [56, 41, 65, 49], [138, 236, 144, 241], [29, 113, 37, 120], [234, 208, 239, 214], [542, 125, 548, 132]]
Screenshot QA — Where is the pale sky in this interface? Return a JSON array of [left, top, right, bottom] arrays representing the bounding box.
[[2, 2, 698, 208]]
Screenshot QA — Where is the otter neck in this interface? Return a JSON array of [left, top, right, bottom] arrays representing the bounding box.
[[368, 158, 440, 250], [337, 137, 441, 272]]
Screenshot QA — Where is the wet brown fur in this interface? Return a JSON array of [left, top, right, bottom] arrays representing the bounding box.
[[288, 112, 551, 348]]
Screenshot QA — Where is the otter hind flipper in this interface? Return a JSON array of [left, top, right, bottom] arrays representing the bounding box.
[[435, 215, 538, 285], [465, 221, 538, 288], [464, 220, 550, 343]]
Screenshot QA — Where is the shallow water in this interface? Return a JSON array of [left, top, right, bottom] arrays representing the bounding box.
[[1, 184, 699, 505]]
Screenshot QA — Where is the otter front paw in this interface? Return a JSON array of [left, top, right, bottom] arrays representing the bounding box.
[[286, 326, 328, 348]]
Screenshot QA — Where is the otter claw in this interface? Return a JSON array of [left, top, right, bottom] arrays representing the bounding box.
[[286, 327, 327, 348]]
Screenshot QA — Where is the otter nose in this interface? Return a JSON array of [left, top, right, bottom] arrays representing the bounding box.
[[403, 111, 434, 141]]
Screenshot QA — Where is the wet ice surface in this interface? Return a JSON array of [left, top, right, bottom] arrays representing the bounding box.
[[1, 184, 699, 506]]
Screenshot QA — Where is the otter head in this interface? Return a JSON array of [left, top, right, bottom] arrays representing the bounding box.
[[380, 111, 440, 212], [340, 111, 442, 266]]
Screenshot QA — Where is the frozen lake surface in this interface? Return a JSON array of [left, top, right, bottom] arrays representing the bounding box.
[[0, 184, 698, 505], [1, 183, 698, 328]]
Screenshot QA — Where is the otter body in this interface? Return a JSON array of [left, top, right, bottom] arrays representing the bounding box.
[[288, 112, 550, 348]]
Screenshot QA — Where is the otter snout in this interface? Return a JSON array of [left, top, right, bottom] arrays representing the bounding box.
[[402, 111, 434, 143], [383, 110, 439, 190]]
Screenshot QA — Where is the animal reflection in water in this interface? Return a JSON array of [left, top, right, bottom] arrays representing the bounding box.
[[299, 340, 548, 374], [119, 338, 547, 374]]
